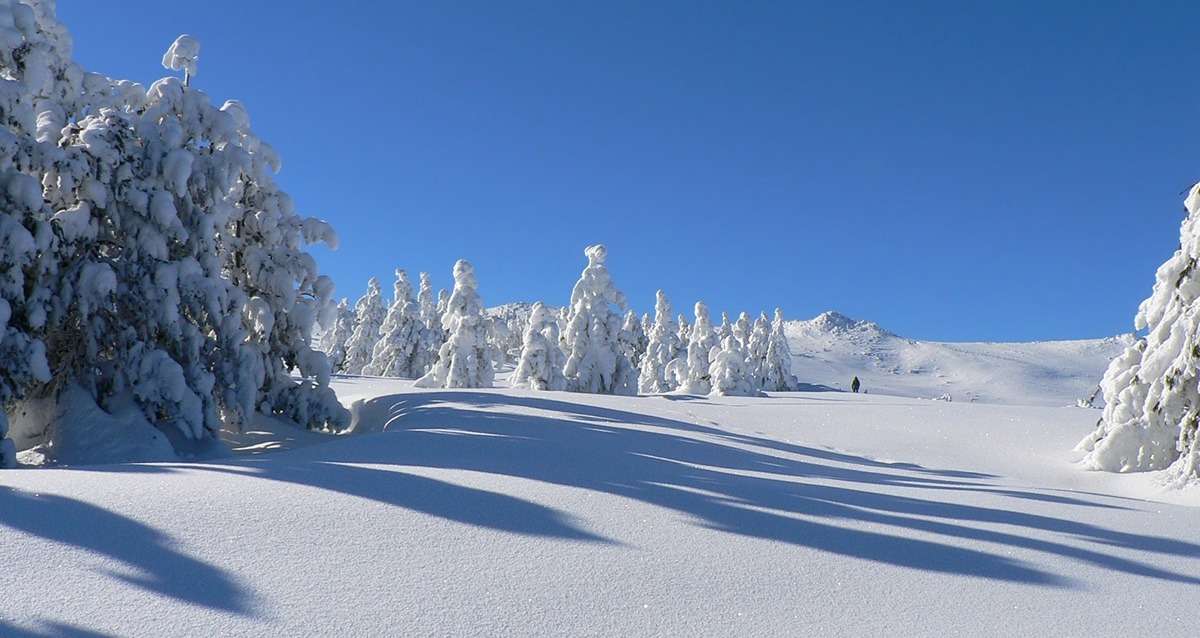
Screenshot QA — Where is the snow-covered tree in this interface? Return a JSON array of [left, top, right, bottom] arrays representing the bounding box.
[[511, 302, 567, 391], [415, 260, 495, 388], [0, 14, 348, 465], [762, 308, 797, 391], [638, 290, 679, 394], [718, 312, 734, 341], [733, 312, 752, 348], [412, 272, 440, 376], [320, 298, 355, 372], [680, 302, 718, 394], [365, 269, 424, 378], [560, 244, 636, 395], [618, 309, 646, 368], [341, 278, 385, 375], [436, 288, 449, 316], [1076, 185, 1200, 484], [709, 336, 757, 397], [746, 312, 771, 389]]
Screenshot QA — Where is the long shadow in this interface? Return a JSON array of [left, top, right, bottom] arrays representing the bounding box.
[[71, 390, 1200, 588], [0, 620, 114, 638], [0, 487, 254, 615], [339, 391, 1200, 586]]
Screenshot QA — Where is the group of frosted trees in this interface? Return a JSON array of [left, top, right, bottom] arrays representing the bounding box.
[[325, 245, 800, 399], [1077, 184, 1200, 485], [0, 6, 346, 466], [321, 261, 494, 387]]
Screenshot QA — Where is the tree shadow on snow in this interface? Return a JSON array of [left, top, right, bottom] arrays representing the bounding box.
[[0, 619, 115, 638], [0, 487, 255, 617], [71, 390, 1200, 590]]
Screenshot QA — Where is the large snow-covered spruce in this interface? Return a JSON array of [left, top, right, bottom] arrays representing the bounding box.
[[415, 260, 495, 388], [709, 335, 757, 397], [560, 244, 636, 395], [0, 7, 347, 465], [1077, 184, 1200, 484], [511, 302, 567, 391]]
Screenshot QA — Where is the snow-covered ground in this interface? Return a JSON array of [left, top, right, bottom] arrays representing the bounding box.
[[2, 377, 1196, 637], [785, 311, 1130, 406]]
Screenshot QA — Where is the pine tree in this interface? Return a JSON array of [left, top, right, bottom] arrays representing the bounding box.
[[341, 278, 385, 375], [619, 309, 646, 368], [718, 312, 734, 341], [321, 298, 355, 372], [638, 290, 680, 394], [681, 302, 718, 394], [1077, 184, 1200, 484], [746, 312, 771, 390], [512, 302, 567, 391], [763, 308, 797, 391], [412, 272, 440, 376], [733, 312, 752, 348], [415, 260, 495, 388], [365, 269, 424, 378], [561, 244, 636, 395], [709, 336, 756, 397]]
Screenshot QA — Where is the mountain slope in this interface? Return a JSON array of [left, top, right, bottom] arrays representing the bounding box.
[[785, 311, 1129, 406]]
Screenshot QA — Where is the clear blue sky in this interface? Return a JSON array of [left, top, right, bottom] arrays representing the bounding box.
[[60, 1, 1199, 342]]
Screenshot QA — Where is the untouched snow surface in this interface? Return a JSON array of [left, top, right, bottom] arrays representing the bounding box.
[[2, 377, 1197, 636], [785, 311, 1129, 406]]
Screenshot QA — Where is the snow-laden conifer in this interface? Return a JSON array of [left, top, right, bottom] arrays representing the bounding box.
[[341, 278, 385, 375], [733, 312, 752, 348], [560, 245, 636, 395], [709, 336, 757, 397], [0, 15, 348, 462], [511, 302, 567, 391], [762, 308, 797, 391], [619, 309, 646, 368], [746, 312, 771, 389], [681, 302, 718, 394], [365, 269, 424, 378], [415, 260, 495, 388], [321, 298, 355, 372], [638, 290, 679, 394], [1077, 185, 1200, 484]]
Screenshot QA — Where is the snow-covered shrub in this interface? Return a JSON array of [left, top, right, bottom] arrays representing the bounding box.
[[709, 336, 757, 397], [341, 278, 385, 375], [560, 244, 636, 395], [365, 269, 424, 378], [638, 290, 679, 394], [680, 302, 718, 394], [415, 260, 495, 388], [762, 308, 797, 391], [512, 302, 567, 391], [1076, 186, 1200, 484]]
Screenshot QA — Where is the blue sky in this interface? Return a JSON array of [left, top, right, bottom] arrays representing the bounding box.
[[60, 1, 1199, 341]]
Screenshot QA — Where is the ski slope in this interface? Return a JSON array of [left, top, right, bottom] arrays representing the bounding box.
[[1, 377, 1196, 637], [784, 311, 1130, 406]]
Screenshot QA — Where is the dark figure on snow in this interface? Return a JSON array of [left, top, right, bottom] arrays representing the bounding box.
[[851, 376, 861, 393]]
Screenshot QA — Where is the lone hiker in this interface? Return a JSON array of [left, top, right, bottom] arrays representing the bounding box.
[[851, 376, 861, 393]]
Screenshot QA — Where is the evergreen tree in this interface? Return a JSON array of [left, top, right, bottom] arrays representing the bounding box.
[[560, 244, 636, 395], [681, 302, 718, 394], [511, 302, 567, 391], [415, 260, 495, 388], [638, 290, 680, 394], [746, 312, 771, 390], [1077, 184, 1200, 484], [365, 269, 423, 378], [709, 336, 756, 397], [341, 278, 385, 375], [321, 298, 355, 372], [619, 309, 646, 368], [763, 308, 797, 391]]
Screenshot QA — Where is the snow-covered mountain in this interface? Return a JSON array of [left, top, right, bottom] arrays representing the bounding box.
[[786, 311, 1130, 406]]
